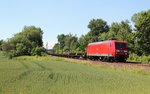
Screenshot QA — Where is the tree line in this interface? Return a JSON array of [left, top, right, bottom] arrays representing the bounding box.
[[0, 26, 45, 58], [53, 9, 150, 56]]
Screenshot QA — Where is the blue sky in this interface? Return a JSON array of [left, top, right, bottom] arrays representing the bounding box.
[[0, 0, 150, 48]]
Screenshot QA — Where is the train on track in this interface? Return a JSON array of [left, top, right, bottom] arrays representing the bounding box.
[[50, 40, 129, 62]]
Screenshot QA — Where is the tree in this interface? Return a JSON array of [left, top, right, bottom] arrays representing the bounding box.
[[57, 34, 65, 53], [22, 26, 43, 47], [2, 25, 44, 57], [78, 35, 88, 52], [107, 20, 132, 41], [31, 46, 45, 56], [107, 22, 120, 40], [76, 19, 109, 53], [63, 33, 79, 53], [0, 40, 3, 51], [69, 35, 79, 53], [87, 19, 109, 42], [53, 43, 60, 54], [53, 33, 80, 53], [132, 10, 150, 55]]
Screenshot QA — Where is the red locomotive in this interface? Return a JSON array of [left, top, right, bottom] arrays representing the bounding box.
[[86, 40, 128, 62]]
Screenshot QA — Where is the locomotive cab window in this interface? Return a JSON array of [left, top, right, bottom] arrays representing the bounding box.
[[115, 43, 127, 49]]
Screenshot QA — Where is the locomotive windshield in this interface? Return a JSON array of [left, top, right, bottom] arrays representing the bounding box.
[[115, 43, 127, 49]]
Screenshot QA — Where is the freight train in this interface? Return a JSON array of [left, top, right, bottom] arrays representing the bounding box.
[[50, 40, 129, 62]]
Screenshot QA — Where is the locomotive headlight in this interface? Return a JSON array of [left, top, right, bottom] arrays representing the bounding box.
[[116, 50, 121, 52], [124, 50, 128, 52]]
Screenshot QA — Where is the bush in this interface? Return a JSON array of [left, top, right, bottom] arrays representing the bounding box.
[[2, 26, 44, 57], [128, 53, 150, 63], [31, 47, 45, 56]]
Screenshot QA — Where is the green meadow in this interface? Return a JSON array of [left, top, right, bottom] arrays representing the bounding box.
[[0, 54, 150, 94]]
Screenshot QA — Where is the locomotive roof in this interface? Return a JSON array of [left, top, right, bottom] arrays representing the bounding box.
[[88, 40, 127, 46]]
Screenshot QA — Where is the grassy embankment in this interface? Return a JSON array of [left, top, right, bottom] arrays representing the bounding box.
[[128, 53, 150, 63], [0, 52, 150, 94]]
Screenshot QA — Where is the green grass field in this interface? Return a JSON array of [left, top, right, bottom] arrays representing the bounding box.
[[0, 54, 150, 94]]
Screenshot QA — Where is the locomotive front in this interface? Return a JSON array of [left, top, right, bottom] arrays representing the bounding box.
[[114, 41, 128, 62]]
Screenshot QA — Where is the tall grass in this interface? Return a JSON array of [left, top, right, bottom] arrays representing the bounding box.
[[128, 53, 150, 63], [0, 54, 150, 94]]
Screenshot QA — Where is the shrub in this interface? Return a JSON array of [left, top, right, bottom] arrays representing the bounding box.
[[128, 53, 150, 63], [31, 47, 45, 56], [2, 26, 44, 57]]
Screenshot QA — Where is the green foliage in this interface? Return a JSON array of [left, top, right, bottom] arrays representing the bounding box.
[[100, 32, 109, 40], [78, 35, 88, 52], [87, 19, 109, 42], [78, 19, 108, 52], [15, 43, 28, 56], [53, 43, 60, 54], [132, 10, 150, 55], [57, 34, 65, 53], [101, 20, 132, 41], [2, 25, 44, 57], [53, 33, 80, 53], [31, 46, 45, 56], [0, 40, 3, 51], [88, 19, 109, 34], [128, 53, 150, 63], [23, 26, 43, 47]]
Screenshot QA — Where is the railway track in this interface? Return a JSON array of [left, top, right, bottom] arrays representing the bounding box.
[[71, 58, 150, 71], [89, 59, 150, 69], [49, 53, 150, 70]]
